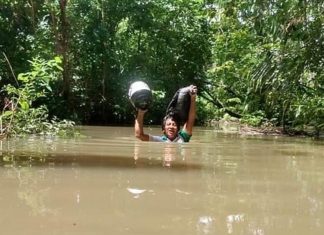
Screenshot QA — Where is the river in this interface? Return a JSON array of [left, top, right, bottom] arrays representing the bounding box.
[[0, 126, 323, 235]]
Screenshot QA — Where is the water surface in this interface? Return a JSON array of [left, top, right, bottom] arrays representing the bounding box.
[[0, 126, 324, 235]]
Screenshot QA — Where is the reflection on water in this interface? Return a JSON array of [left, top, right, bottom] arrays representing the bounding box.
[[0, 126, 324, 235], [133, 142, 198, 169]]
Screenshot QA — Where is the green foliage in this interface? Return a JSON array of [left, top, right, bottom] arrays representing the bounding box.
[[0, 0, 323, 137], [203, 0, 324, 135], [241, 112, 265, 127], [291, 94, 324, 133], [1, 57, 76, 137], [6, 57, 62, 106]]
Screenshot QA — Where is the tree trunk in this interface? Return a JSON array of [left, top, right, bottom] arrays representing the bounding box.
[[57, 0, 71, 109]]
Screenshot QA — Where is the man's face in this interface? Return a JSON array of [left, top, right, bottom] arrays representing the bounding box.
[[163, 118, 178, 140]]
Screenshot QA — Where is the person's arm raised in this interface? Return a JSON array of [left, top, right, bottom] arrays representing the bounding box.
[[183, 85, 197, 135], [134, 109, 150, 141]]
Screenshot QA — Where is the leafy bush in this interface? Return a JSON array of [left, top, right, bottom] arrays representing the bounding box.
[[241, 111, 265, 127], [0, 57, 77, 137]]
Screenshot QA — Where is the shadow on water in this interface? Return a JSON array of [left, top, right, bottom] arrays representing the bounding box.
[[0, 151, 203, 170], [0, 130, 205, 170]]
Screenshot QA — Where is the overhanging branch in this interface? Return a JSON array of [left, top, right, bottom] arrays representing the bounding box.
[[200, 89, 242, 119]]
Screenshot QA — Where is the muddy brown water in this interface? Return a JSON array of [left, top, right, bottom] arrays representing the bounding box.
[[0, 126, 324, 235]]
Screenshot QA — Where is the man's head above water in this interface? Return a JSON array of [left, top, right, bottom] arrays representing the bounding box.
[[162, 114, 181, 141], [134, 84, 197, 142]]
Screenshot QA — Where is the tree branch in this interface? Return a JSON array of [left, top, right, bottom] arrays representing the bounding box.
[[200, 88, 242, 119]]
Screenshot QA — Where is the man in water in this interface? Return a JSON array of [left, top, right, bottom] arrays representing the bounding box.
[[134, 85, 197, 143]]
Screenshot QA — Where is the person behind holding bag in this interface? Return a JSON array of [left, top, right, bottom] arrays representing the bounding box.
[[134, 85, 197, 143]]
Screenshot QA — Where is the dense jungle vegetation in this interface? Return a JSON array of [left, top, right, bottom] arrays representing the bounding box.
[[0, 0, 323, 137]]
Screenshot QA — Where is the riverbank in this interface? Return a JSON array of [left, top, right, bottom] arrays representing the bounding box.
[[211, 120, 323, 139]]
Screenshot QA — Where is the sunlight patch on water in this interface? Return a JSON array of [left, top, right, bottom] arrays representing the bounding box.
[[127, 187, 147, 198]]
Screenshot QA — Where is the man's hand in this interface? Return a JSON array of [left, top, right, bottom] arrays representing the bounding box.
[[189, 85, 197, 98], [137, 109, 148, 115]]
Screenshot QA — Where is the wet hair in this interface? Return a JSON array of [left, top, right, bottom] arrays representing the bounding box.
[[162, 113, 180, 131]]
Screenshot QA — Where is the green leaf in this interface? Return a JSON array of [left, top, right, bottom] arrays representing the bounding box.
[[295, 105, 302, 118], [17, 73, 29, 82], [54, 56, 62, 64], [1, 110, 13, 118], [19, 101, 30, 111]]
